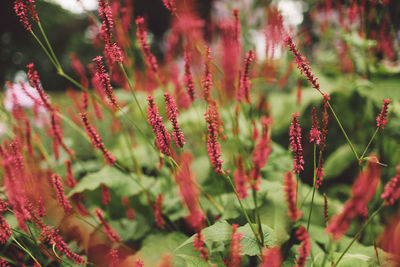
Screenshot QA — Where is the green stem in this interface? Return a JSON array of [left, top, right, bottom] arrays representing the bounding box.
[[30, 31, 58, 69], [327, 102, 359, 161], [119, 63, 146, 119], [224, 171, 263, 249], [11, 236, 41, 266], [307, 145, 323, 232], [252, 188, 264, 246], [333, 202, 385, 267], [321, 236, 332, 267], [37, 21, 61, 69], [359, 127, 379, 164]]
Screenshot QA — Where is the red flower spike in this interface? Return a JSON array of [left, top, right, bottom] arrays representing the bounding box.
[[381, 163, 400, 206], [50, 111, 75, 157], [289, 112, 304, 174], [80, 112, 116, 166], [0, 257, 10, 267], [162, 0, 176, 14], [14, 0, 38, 31], [238, 50, 255, 104], [134, 259, 144, 267], [250, 116, 272, 190], [174, 152, 205, 232], [309, 108, 321, 145], [98, 0, 123, 63], [152, 194, 165, 229], [315, 156, 325, 189], [70, 53, 89, 89], [227, 224, 243, 267], [323, 193, 329, 225], [259, 247, 282, 267], [51, 174, 73, 215], [65, 159, 77, 188], [284, 171, 302, 222], [285, 36, 322, 94], [320, 93, 330, 152], [26, 63, 52, 111], [184, 49, 196, 102], [233, 9, 240, 42], [94, 208, 122, 243], [193, 231, 209, 262], [71, 193, 89, 216], [136, 17, 159, 74], [0, 215, 12, 244], [164, 92, 185, 148], [146, 95, 171, 156], [202, 46, 213, 102], [234, 156, 249, 199], [326, 156, 380, 240], [205, 103, 223, 174], [92, 56, 119, 109], [101, 184, 111, 206], [376, 99, 392, 130], [295, 226, 311, 267], [109, 249, 119, 267]]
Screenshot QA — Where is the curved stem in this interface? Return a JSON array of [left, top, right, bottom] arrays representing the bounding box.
[[359, 127, 379, 164], [30, 31, 58, 70], [333, 202, 385, 267], [37, 21, 62, 70], [327, 102, 359, 161], [11, 236, 41, 266]]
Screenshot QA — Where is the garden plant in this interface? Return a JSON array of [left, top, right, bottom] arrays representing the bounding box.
[[1, 0, 400, 266]]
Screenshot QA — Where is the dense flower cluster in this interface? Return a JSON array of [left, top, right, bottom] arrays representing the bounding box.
[[381, 163, 400, 206], [309, 108, 321, 144], [184, 50, 196, 102], [14, 0, 38, 31], [92, 56, 119, 109], [164, 92, 185, 148], [284, 171, 302, 221], [193, 231, 209, 262], [227, 224, 243, 267], [376, 99, 392, 130], [238, 50, 255, 104], [94, 208, 122, 243], [51, 174, 73, 215], [136, 17, 159, 74], [289, 112, 304, 174], [259, 247, 282, 267], [295, 226, 310, 267], [205, 102, 223, 174]]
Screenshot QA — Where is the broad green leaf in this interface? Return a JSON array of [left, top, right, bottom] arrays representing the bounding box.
[[323, 144, 355, 180], [238, 223, 278, 256], [175, 254, 212, 267], [68, 166, 153, 197]]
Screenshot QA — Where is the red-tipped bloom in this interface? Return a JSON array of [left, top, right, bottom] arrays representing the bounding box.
[[98, 0, 123, 63], [259, 247, 282, 267], [184, 49, 196, 102], [50, 110, 75, 158], [0, 215, 12, 244], [235, 156, 249, 199], [238, 50, 255, 104], [65, 159, 77, 188], [162, 0, 176, 13], [250, 116, 272, 190], [136, 17, 159, 74], [26, 63, 52, 111], [202, 46, 213, 102], [289, 112, 304, 174], [80, 112, 116, 166], [309, 108, 321, 145], [227, 224, 243, 267], [70, 53, 89, 89], [146, 95, 171, 156], [326, 156, 381, 240], [152, 193, 165, 229], [285, 36, 322, 94], [381, 163, 400, 206], [94, 208, 122, 243], [14, 0, 38, 31], [284, 171, 302, 221], [376, 99, 391, 130], [92, 56, 119, 109], [205, 103, 223, 174], [101, 184, 111, 206], [193, 231, 209, 262], [295, 226, 310, 267], [51, 174, 73, 215], [164, 92, 185, 148], [320, 93, 330, 152]]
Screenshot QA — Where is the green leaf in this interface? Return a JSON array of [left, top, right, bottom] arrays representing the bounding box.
[[238, 223, 278, 256], [175, 254, 212, 267], [323, 144, 355, 180], [67, 166, 153, 197]]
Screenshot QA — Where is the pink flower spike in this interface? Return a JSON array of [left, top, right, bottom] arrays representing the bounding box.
[[238, 50, 255, 104], [92, 56, 119, 109], [80, 112, 116, 166], [205, 103, 224, 174], [51, 174, 73, 215], [309, 108, 321, 145], [381, 164, 400, 206], [290, 112, 304, 174], [151, 194, 165, 229], [65, 159, 77, 188], [376, 99, 391, 130], [14, 0, 38, 31], [259, 247, 282, 267], [234, 156, 248, 199], [162, 0, 176, 14], [101, 184, 111, 206], [146, 95, 171, 156], [0, 215, 12, 244], [295, 226, 311, 267], [227, 224, 243, 267], [202, 46, 213, 102], [284, 171, 302, 222], [285, 36, 322, 94], [134, 259, 144, 267], [26, 63, 52, 111], [164, 92, 185, 148], [94, 208, 122, 243], [136, 17, 159, 74], [184, 49, 196, 102], [193, 231, 209, 262]]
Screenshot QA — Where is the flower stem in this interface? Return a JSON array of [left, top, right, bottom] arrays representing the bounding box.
[[252, 188, 264, 246], [359, 127, 379, 164], [327, 101, 359, 161], [333, 202, 385, 267], [11, 236, 41, 266], [37, 21, 62, 70], [307, 144, 318, 231], [30, 30, 58, 69]]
